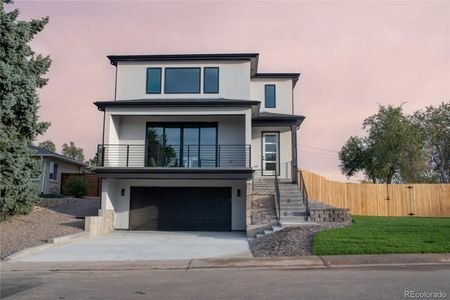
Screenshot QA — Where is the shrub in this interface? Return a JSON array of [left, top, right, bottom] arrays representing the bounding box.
[[63, 176, 88, 198]]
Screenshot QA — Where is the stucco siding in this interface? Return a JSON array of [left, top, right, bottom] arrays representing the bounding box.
[[250, 78, 293, 114], [116, 61, 251, 100]]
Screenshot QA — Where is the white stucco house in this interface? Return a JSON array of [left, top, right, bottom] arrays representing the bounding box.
[[93, 53, 304, 231]]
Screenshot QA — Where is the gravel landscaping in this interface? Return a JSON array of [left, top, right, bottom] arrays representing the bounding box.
[[249, 222, 351, 257], [308, 199, 336, 210], [0, 197, 99, 259]]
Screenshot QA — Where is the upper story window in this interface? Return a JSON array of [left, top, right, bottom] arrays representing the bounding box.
[[203, 67, 219, 94], [146, 68, 162, 94], [265, 84, 276, 108], [49, 162, 58, 181], [164, 67, 201, 94]]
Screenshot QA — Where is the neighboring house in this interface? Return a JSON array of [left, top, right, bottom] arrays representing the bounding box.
[[94, 53, 304, 231], [29, 145, 88, 194]]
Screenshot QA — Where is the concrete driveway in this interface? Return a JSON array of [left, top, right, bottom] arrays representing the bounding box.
[[17, 231, 252, 262]]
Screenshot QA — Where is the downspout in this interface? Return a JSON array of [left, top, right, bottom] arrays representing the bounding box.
[[113, 63, 118, 101], [291, 124, 298, 184], [40, 156, 46, 194], [101, 110, 106, 146]]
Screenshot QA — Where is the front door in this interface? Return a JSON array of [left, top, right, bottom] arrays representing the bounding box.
[[262, 132, 279, 176]]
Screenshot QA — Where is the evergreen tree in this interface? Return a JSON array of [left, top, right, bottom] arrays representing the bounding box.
[[0, 0, 51, 219]]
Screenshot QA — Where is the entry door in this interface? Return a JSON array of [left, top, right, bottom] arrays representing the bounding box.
[[262, 132, 279, 176]]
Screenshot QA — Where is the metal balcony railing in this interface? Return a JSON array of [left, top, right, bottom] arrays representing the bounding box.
[[96, 144, 251, 168]]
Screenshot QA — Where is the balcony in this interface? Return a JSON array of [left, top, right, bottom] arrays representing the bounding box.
[[96, 144, 251, 169]]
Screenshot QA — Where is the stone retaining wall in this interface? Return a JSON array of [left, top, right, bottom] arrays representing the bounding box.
[[308, 208, 351, 223]]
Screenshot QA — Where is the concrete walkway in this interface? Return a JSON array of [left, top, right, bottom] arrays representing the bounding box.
[[12, 231, 252, 262]]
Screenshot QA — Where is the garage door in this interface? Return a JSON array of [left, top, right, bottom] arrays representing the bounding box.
[[130, 187, 232, 231]]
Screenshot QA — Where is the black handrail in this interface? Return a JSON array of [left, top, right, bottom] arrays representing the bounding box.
[[96, 144, 251, 168], [298, 170, 310, 221], [274, 173, 281, 221]]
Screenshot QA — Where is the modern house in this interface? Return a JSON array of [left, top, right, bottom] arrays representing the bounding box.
[[29, 145, 88, 195], [93, 53, 305, 232]]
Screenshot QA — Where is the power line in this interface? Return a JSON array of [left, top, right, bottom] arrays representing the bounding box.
[[298, 144, 339, 153]]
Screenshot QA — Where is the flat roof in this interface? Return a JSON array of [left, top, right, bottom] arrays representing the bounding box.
[[254, 73, 301, 87], [253, 112, 305, 127], [94, 98, 261, 111], [107, 53, 260, 76]]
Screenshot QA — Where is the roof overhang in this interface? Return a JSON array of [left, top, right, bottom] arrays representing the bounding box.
[[252, 112, 305, 127], [33, 154, 88, 167], [107, 53, 260, 76], [253, 73, 301, 87], [94, 98, 261, 115], [94, 167, 254, 179]]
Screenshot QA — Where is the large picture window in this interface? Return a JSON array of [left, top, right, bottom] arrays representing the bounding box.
[[146, 123, 217, 167], [264, 84, 276, 108], [164, 68, 201, 94]]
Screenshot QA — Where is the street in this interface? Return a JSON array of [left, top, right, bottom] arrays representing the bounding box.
[[2, 265, 449, 300]]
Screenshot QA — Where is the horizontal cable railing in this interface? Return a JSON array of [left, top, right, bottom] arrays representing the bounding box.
[[97, 144, 251, 168]]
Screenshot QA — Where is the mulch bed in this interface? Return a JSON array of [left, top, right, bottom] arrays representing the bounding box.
[[249, 222, 351, 257], [0, 197, 99, 259]]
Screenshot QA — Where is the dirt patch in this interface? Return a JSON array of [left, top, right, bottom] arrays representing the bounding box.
[[0, 197, 99, 259], [251, 193, 277, 225], [249, 222, 351, 257]]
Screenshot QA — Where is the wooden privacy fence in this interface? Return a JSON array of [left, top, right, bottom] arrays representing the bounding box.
[[300, 170, 450, 217], [61, 173, 100, 197]]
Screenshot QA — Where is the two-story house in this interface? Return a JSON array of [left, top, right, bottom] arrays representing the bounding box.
[[94, 53, 304, 232]]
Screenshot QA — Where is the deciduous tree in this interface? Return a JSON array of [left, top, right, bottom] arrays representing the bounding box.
[[339, 105, 426, 183], [62, 141, 85, 161], [411, 102, 450, 183], [37, 139, 56, 152]]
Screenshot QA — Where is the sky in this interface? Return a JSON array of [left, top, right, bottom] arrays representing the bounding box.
[[13, 0, 450, 181]]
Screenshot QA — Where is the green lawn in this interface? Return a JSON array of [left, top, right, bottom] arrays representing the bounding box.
[[313, 216, 450, 255]]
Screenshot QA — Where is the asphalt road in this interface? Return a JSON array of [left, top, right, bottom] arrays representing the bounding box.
[[2, 265, 449, 300]]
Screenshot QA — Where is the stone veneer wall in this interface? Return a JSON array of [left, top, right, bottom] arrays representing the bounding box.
[[85, 209, 115, 237], [308, 208, 351, 223]]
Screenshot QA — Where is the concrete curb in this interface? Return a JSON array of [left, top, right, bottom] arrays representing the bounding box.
[[3, 232, 90, 262], [321, 253, 450, 267], [2, 254, 450, 272]]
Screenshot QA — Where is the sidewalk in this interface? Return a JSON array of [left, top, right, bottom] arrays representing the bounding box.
[[2, 253, 450, 272]]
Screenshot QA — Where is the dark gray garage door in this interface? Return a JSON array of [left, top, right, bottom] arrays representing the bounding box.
[[130, 187, 232, 231]]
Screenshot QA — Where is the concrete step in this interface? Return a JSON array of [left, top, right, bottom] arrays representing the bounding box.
[[256, 233, 265, 239], [280, 215, 309, 223], [281, 211, 308, 217], [272, 225, 282, 232], [263, 230, 273, 235]]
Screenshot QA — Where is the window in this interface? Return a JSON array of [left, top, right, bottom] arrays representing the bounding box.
[[146, 68, 162, 94], [49, 162, 58, 180], [164, 68, 201, 94], [265, 84, 276, 108], [146, 123, 217, 168], [203, 67, 219, 93]]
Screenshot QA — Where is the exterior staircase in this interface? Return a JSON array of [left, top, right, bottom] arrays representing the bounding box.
[[252, 176, 310, 238]]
